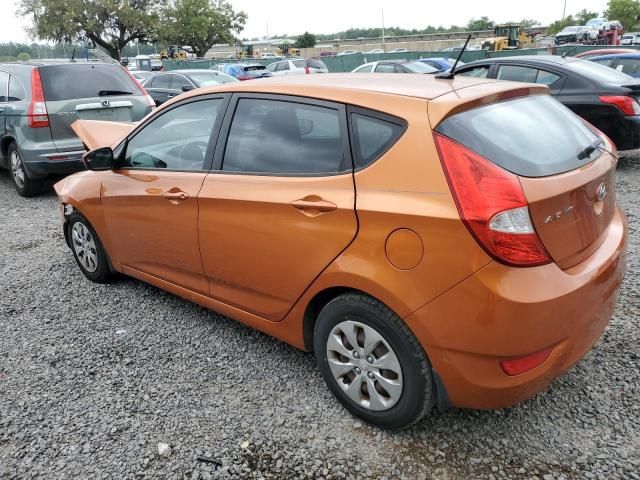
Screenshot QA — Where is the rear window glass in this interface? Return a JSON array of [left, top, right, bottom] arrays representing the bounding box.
[[564, 59, 633, 83], [292, 60, 307, 68], [351, 112, 406, 168], [40, 64, 140, 101], [436, 95, 599, 177]]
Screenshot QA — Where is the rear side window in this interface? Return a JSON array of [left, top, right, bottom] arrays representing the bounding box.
[[375, 64, 396, 73], [350, 112, 406, 168], [223, 98, 346, 174], [459, 66, 490, 78], [497, 65, 561, 86], [436, 95, 599, 177], [8, 75, 25, 102], [307, 59, 327, 69], [151, 74, 171, 89], [616, 58, 640, 76], [0, 72, 8, 102], [39, 64, 140, 101]]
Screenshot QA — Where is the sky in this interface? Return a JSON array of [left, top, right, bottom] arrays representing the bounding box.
[[0, 0, 609, 44]]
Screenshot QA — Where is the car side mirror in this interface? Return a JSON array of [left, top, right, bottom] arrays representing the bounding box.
[[182, 84, 195, 92], [83, 147, 114, 171]]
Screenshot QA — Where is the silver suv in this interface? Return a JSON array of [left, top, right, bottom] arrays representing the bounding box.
[[0, 61, 155, 196]]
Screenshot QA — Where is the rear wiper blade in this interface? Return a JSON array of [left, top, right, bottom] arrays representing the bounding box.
[[577, 137, 604, 160], [98, 90, 133, 96]]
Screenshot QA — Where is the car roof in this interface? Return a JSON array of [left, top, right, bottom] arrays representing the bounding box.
[[590, 53, 640, 60], [463, 55, 580, 67], [174, 72, 542, 102], [171, 69, 231, 74]]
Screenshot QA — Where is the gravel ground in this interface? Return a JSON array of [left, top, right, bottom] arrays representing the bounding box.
[[0, 156, 639, 480]]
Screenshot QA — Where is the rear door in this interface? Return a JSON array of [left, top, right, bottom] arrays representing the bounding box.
[[198, 94, 357, 321], [144, 74, 175, 106], [39, 64, 152, 152], [435, 94, 617, 269]]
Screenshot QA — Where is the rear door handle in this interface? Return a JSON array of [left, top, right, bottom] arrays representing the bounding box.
[[162, 189, 189, 202], [290, 197, 337, 213]]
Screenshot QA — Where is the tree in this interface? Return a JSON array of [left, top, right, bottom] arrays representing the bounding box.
[[19, 0, 165, 60], [294, 31, 316, 49], [466, 17, 495, 31], [17, 52, 30, 61], [548, 15, 576, 34], [605, 0, 640, 30], [575, 9, 599, 25], [161, 0, 246, 58], [519, 19, 540, 28]]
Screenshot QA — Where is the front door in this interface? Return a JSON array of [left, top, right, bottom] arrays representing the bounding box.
[[198, 95, 357, 321], [101, 96, 227, 294]]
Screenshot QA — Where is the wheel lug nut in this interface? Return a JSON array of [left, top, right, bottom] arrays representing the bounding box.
[[354, 367, 362, 374], [353, 351, 359, 359], [367, 355, 374, 363], [367, 371, 375, 379]]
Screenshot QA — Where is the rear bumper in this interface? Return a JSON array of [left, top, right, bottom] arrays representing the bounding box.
[[22, 150, 85, 178], [405, 205, 627, 409], [616, 115, 640, 150]]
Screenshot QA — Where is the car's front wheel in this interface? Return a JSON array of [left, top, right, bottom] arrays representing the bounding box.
[[314, 293, 435, 430], [68, 213, 115, 283], [8, 143, 43, 197]]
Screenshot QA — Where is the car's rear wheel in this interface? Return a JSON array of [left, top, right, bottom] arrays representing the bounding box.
[[8, 143, 43, 197], [314, 292, 435, 430], [68, 213, 115, 283]]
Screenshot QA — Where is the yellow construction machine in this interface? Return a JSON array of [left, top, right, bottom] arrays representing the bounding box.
[[482, 24, 535, 51]]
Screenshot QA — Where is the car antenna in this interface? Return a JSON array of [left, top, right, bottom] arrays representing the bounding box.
[[436, 34, 472, 80]]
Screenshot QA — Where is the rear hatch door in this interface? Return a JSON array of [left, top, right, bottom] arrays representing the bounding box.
[[39, 63, 151, 152], [434, 93, 617, 269]]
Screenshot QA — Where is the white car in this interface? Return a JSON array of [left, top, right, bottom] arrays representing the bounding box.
[[267, 58, 329, 75], [366, 48, 384, 54], [389, 48, 408, 53], [260, 53, 283, 60], [337, 50, 362, 56], [352, 60, 438, 74]]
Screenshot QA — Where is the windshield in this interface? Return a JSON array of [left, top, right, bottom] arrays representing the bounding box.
[[565, 58, 634, 83], [560, 26, 580, 33], [436, 95, 599, 177], [189, 72, 237, 86], [587, 18, 605, 26], [403, 61, 438, 73]]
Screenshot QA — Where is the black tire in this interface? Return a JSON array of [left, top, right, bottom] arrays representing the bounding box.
[[67, 213, 116, 283], [8, 142, 44, 197], [314, 292, 435, 430]]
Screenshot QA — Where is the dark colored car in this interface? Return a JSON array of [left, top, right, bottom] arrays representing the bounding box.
[[457, 55, 640, 150], [0, 61, 155, 196], [555, 26, 589, 45], [218, 63, 273, 81], [142, 69, 238, 106], [590, 53, 640, 78]]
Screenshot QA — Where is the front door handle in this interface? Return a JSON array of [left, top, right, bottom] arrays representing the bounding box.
[[290, 196, 337, 213], [162, 188, 189, 203]]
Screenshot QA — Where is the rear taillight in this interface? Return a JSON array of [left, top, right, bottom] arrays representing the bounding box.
[[599, 95, 640, 115], [237, 75, 252, 81], [433, 133, 551, 267], [500, 346, 554, 376], [123, 66, 156, 109], [28, 68, 49, 128]]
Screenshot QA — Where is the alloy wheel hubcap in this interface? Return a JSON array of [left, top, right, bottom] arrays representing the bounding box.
[[71, 222, 98, 273], [326, 319, 403, 411], [10, 151, 25, 189]]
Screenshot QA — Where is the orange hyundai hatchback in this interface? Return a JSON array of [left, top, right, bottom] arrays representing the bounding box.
[[54, 74, 627, 430]]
